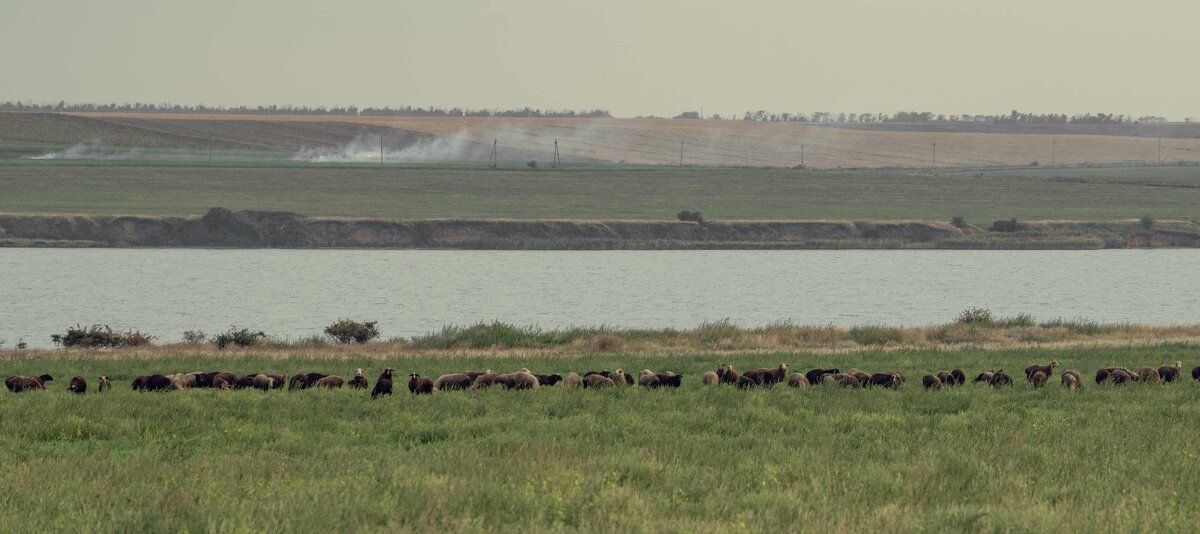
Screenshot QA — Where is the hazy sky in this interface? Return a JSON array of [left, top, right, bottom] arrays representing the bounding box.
[[2, 0, 1197, 118]]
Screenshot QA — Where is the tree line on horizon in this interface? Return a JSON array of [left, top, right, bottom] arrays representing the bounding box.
[[0, 101, 613, 119]]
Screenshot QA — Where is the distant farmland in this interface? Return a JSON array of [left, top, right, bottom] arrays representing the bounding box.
[[5, 112, 1200, 168]]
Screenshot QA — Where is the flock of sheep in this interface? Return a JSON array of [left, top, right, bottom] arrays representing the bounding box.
[[4, 360, 1193, 396]]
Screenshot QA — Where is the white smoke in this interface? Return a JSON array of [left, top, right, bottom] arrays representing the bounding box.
[[293, 131, 481, 164], [23, 140, 143, 160]]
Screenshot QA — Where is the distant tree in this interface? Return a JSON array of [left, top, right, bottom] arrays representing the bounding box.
[[1140, 214, 1156, 230]]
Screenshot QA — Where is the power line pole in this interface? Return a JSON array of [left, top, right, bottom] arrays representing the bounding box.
[[679, 140, 684, 167], [489, 139, 497, 168], [932, 142, 936, 168], [379, 135, 384, 167], [801, 144, 805, 168], [208, 133, 213, 164], [553, 139, 560, 168], [1158, 137, 1163, 164], [1051, 137, 1056, 166]]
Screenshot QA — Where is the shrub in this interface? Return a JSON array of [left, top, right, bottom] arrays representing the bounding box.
[[590, 334, 621, 351], [990, 218, 1022, 232], [676, 210, 704, 224], [849, 325, 906, 345], [324, 319, 380, 344], [998, 313, 1036, 328], [182, 330, 207, 344], [527, 160, 538, 169], [956, 308, 995, 325], [951, 216, 966, 228], [51, 324, 154, 348], [1140, 214, 1155, 230], [214, 327, 267, 349]]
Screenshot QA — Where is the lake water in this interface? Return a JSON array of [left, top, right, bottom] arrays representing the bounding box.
[[1, 248, 1197, 348]]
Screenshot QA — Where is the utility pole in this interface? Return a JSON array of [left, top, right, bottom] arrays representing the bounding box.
[[553, 139, 560, 168], [379, 135, 384, 167], [932, 142, 936, 168], [1051, 137, 1056, 166], [679, 140, 684, 167], [1158, 137, 1163, 164], [208, 133, 213, 164], [489, 139, 497, 168], [801, 144, 806, 168]]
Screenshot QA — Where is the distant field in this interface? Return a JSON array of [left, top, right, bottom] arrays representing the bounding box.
[[2, 161, 1200, 223], [1, 346, 1199, 530], [5, 112, 1200, 168]]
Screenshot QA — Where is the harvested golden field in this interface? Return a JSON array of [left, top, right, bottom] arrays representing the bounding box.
[[62, 112, 1200, 168]]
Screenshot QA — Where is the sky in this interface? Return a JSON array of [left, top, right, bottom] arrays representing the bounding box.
[[1, 0, 1197, 119]]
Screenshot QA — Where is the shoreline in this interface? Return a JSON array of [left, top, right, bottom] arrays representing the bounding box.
[[2, 209, 1197, 250]]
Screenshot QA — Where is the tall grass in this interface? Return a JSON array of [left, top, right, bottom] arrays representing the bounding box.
[[1, 347, 1199, 530]]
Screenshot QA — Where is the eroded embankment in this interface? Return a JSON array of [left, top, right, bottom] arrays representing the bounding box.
[[0, 208, 1197, 249]]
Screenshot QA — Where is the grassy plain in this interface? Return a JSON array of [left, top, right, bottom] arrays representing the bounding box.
[[2, 345, 1200, 531], [3, 161, 1200, 223]]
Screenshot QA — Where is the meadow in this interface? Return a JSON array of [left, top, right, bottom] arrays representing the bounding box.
[[2, 345, 1200, 531], [3, 160, 1200, 224]]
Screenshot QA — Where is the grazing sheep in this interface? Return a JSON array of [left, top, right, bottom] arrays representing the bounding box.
[[471, 370, 498, 389], [1158, 361, 1182, 383], [563, 373, 582, 388], [234, 376, 256, 390], [869, 372, 901, 389], [989, 370, 1013, 387], [922, 374, 942, 390], [6, 374, 53, 392], [495, 370, 540, 390], [408, 373, 434, 395], [534, 374, 563, 387], [744, 363, 789, 386], [638, 370, 660, 388], [371, 368, 394, 398], [655, 373, 683, 388], [212, 375, 234, 390], [98, 376, 111, 392], [169, 373, 197, 390], [1061, 370, 1083, 387], [787, 373, 809, 388], [719, 364, 741, 384], [1139, 367, 1161, 384], [1062, 372, 1081, 390], [315, 375, 344, 389], [147, 375, 174, 391], [1030, 371, 1048, 389], [806, 368, 839, 386], [850, 370, 872, 386], [835, 373, 861, 388], [1024, 361, 1059, 382], [735, 375, 758, 389], [950, 369, 966, 385], [1193, 364, 1200, 381], [68, 376, 87, 394], [973, 372, 994, 384], [348, 369, 368, 389], [131, 376, 150, 391], [610, 369, 629, 387], [702, 371, 720, 385], [1095, 368, 1112, 384], [1109, 368, 1136, 385], [433, 373, 473, 391], [252, 374, 275, 391], [266, 374, 287, 389], [936, 371, 953, 386], [189, 372, 219, 388], [583, 374, 616, 388]]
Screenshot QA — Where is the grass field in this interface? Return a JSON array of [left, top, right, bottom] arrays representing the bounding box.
[[3, 345, 1199, 531], [3, 161, 1200, 223]]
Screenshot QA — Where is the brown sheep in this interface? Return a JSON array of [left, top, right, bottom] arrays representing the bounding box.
[[563, 373, 582, 388], [850, 370, 872, 386], [98, 376, 111, 392], [1095, 368, 1112, 384], [806, 368, 839, 385], [719, 364, 741, 384], [973, 372, 994, 384], [1139, 367, 1161, 384], [835, 373, 861, 388], [212, 375, 234, 390], [266, 374, 287, 389], [6, 374, 53, 392], [1109, 368, 1136, 385], [950, 369, 966, 385], [936, 371, 952, 386], [989, 370, 1013, 387], [653, 372, 683, 388], [495, 370, 539, 390], [371, 368, 394, 398], [408, 373, 434, 395], [534, 374, 563, 387], [702, 371, 720, 385], [1192, 364, 1200, 381], [146, 375, 174, 391], [348, 368, 368, 389], [869, 372, 901, 389], [583, 374, 616, 388], [170, 373, 197, 390], [1061, 370, 1082, 387], [433, 373, 472, 391], [922, 374, 942, 390], [131, 375, 149, 390], [315, 375, 344, 389], [252, 374, 275, 391], [471, 370, 498, 390], [787, 373, 809, 388], [638, 370, 660, 388], [1031, 371, 1048, 389], [68, 376, 87, 394], [1158, 361, 1182, 383], [1024, 361, 1059, 382], [1062, 372, 1080, 390], [610, 369, 629, 387], [735, 375, 758, 389], [744, 364, 789, 386]]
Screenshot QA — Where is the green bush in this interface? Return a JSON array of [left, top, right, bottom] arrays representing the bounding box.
[[1140, 214, 1155, 230], [214, 327, 267, 349], [676, 210, 704, 224], [990, 218, 1022, 232], [324, 319, 380, 344], [849, 325, 906, 345], [956, 308, 995, 325], [951, 216, 966, 228], [51, 324, 153, 348]]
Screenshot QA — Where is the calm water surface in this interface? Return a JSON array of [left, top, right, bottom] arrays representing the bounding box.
[[1, 248, 1197, 347]]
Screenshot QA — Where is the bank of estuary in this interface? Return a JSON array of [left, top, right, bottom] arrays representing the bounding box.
[[1, 208, 1197, 249]]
